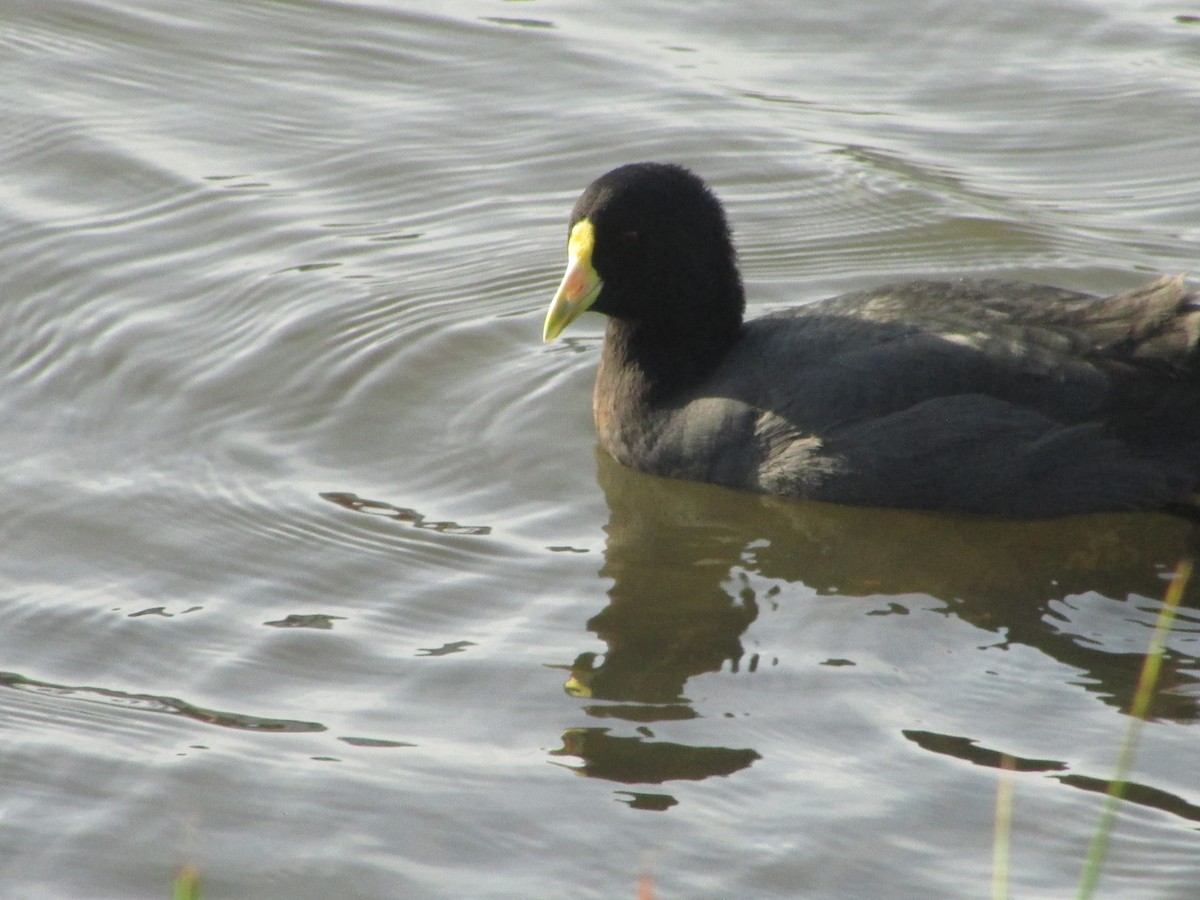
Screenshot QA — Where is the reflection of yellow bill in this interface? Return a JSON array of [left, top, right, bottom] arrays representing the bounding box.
[[562, 672, 593, 699]]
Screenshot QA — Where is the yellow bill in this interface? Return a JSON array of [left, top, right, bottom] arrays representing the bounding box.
[[543, 219, 603, 342]]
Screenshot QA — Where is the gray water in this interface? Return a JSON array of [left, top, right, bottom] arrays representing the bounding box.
[[3, 1, 1200, 897]]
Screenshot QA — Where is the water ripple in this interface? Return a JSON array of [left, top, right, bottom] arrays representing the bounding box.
[[0, 670, 325, 733]]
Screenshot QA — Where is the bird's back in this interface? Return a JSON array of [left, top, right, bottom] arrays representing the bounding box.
[[684, 277, 1200, 514]]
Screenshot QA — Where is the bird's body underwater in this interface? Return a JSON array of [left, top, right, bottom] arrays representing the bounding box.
[[543, 162, 1200, 517]]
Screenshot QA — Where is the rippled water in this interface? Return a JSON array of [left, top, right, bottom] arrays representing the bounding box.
[[3, 1, 1199, 897]]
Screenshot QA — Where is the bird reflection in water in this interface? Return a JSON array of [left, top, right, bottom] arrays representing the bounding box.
[[551, 450, 1200, 810]]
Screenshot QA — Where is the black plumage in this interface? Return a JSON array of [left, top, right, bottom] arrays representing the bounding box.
[[543, 162, 1200, 516]]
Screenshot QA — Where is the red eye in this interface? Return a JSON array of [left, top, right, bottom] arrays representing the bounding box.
[[620, 230, 640, 245]]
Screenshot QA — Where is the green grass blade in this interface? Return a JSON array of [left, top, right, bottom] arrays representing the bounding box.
[[1075, 557, 1192, 900], [172, 865, 201, 900], [992, 753, 1016, 900]]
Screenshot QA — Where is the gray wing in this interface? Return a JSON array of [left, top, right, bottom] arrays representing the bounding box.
[[755, 396, 1195, 515], [733, 277, 1200, 514]]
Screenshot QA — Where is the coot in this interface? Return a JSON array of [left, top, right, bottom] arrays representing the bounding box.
[[542, 162, 1200, 516]]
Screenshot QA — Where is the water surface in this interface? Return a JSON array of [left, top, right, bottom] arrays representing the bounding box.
[[2, 1, 1199, 897]]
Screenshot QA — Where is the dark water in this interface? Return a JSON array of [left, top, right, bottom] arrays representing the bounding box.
[[2, 1, 1199, 897]]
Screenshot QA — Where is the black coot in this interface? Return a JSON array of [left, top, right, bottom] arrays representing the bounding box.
[[543, 162, 1200, 517]]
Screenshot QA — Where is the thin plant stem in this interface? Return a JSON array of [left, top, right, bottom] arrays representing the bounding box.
[[1075, 557, 1193, 900], [992, 753, 1016, 900], [172, 865, 201, 900]]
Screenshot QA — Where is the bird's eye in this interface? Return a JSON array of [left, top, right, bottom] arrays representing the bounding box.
[[620, 230, 640, 246]]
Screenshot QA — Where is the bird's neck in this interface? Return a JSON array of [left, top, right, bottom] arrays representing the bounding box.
[[595, 316, 739, 408], [591, 316, 740, 471]]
